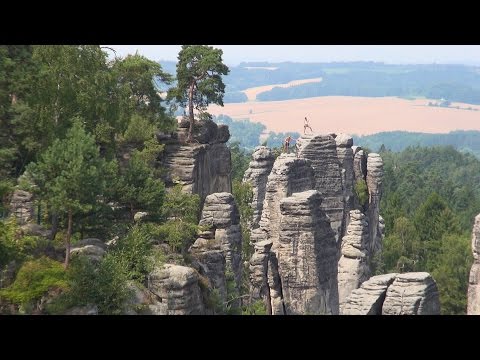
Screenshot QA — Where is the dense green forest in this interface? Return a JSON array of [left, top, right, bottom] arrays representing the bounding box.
[[378, 146, 478, 314], [354, 130, 480, 158], [164, 60, 480, 105]]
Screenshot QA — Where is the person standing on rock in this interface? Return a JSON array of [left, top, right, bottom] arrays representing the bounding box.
[[284, 135, 292, 153], [304, 116, 313, 134]]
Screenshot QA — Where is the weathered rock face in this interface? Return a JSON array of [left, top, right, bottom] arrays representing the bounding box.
[[159, 119, 232, 206], [251, 154, 315, 246], [249, 240, 273, 313], [147, 264, 205, 315], [297, 134, 345, 242], [338, 210, 370, 306], [341, 273, 397, 315], [190, 192, 243, 300], [278, 190, 339, 315], [366, 153, 384, 255], [342, 272, 440, 315], [382, 272, 440, 315], [468, 214, 480, 315], [336, 134, 355, 234], [243, 146, 275, 229], [9, 189, 35, 225], [70, 238, 107, 263]]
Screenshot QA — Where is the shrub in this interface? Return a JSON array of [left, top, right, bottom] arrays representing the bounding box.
[[354, 179, 369, 207], [0, 257, 68, 312]]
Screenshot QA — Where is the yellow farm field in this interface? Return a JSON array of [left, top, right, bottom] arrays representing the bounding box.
[[208, 96, 480, 136]]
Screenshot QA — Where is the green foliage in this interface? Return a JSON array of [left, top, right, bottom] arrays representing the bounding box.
[[242, 300, 267, 315], [170, 45, 229, 140], [117, 145, 165, 219], [355, 130, 480, 159], [162, 184, 200, 223], [27, 119, 106, 217], [155, 220, 199, 253], [354, 179, 369, 207], [232, 180, 253, 259], [0, 257, 68, 311], [214, 114, 265, 149], [55, 255, 133, 315], [0, 217, 44, 267], [0, 180, 13, 217], [432, 233, 473, 315], [122, 114, 156, 145], [229, 143, 252, 182], [380, 145, 478, 314], [109, 224, 154, 282]]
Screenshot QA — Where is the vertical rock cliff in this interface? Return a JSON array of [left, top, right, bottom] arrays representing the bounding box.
[[337, 210, 371, 307], [278, 190, 339, 314], [159, 119, 232, 207], [468, 214, 480, 315]]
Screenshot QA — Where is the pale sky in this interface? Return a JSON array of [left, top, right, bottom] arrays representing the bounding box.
[[104, 45, 480, 66]]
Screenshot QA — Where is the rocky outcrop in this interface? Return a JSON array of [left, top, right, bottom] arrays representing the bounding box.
[[249, 155, 316, 314], [338, 210, 370, 306], [297, 134, 345, 242], [336, 134, 355, 233], [278, 190, 339, 314], [342, 272, 440, 315], [249, 240, 273, 313], [9, 189, 35, 225], [64, 305, 98, 315], [243, 146, 275, 229], [147, 264, 205, 315], [366, 153, 384, 255], [382, 272, 440, 315], [159, 119, 232, 207], [341, 273, 397, 315], [189, 192, 242, 304], [251, 154, 315, 246], [69, 238, 107, 263], [468, 214, 480, 315]]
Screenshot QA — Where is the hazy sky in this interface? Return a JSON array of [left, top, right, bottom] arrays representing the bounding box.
[[105, 45, 480, 66]]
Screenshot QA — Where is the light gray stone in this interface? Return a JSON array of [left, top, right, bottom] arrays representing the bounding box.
[[342, 273, 397, 315], [468, 214, 480, 314], [382, 272, 440, 315], [147, 264, 205, 315], [278, 190, 339, 314], [338, 210, 370, 306]]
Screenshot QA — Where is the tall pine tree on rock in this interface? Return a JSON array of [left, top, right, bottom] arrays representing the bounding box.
[[170, 45, 229, 142]]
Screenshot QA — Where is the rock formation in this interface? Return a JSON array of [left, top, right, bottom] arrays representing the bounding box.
[[159, 119, 232, 207], [335, 134, 355, 232], [147, 264, 205, 315], [366, 153, 384, 254], [251, 154, 315, 245], [249, 240, 273, 313], [9, 189, 35, 225], [243, 146, 275, 229], [338, 210, 370, 306], [342, 272, 440, 315], [69, 238, 107, 263], [382, 272, 440, 315], [468, 214, 480, 314], [249, 154, 316, 314], [278, 190, 339, 314], [341, 273, 397, 315], [297, 134, 345, 242], [189, 192, 242, 304]]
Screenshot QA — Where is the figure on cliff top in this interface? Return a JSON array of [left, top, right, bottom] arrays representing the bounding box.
[[283, 135, 292, 153], [304, 117, 313, 134]]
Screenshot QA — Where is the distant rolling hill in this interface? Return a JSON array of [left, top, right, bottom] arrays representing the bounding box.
[[353, 130, 480, 158]]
